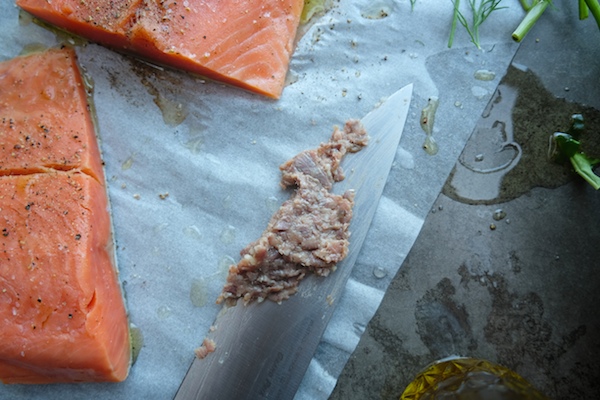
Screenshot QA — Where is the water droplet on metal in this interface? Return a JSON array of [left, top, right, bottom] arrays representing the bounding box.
[[471, 86, 488, 99], [445, 82, 523, 203], [492, 209, 507, 221], [396, 148, 415, 170], [423, 135, 438, 155], [474, 69, 496, 81], [373, 266, 387, 279]]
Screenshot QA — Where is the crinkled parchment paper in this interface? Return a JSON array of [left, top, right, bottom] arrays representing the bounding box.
[[0, 1, 525, 398]]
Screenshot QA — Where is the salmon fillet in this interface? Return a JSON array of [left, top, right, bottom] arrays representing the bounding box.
[[0, 48, 131, 384], [16, 0, 305, 99]]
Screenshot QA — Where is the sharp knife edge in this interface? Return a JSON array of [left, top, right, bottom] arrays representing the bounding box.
[[174, 83, 413, 400]]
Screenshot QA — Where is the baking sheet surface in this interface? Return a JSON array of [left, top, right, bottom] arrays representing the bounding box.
[[0, 1, 524, 398]]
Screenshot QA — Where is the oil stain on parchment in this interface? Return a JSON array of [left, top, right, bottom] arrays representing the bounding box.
[[129, 60, 189, 127], [105, 57, 209, 153], [190, 278, 208, 308]]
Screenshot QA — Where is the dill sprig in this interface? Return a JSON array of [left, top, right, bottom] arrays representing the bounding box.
[[448, 0, 506, 49], [411, 0, 598, 48]]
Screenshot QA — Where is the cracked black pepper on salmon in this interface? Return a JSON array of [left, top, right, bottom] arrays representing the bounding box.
[[217, 120, 369, 305]]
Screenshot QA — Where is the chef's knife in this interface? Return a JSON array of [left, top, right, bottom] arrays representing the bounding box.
[[174, 83, 413, 400]]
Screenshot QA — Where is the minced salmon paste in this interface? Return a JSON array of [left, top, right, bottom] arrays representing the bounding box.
[[217, 120, 368, 305]]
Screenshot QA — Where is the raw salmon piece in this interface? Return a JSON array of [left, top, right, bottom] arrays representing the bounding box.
[[0, 173, 130, 383], [0, 48, 131, 384], [16, 0, 305, 99], [0, 48, 104, 181]]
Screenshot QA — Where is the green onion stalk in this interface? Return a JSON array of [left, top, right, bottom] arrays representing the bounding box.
[[512, 0, 551, 42], [518, 0, 535, 10], [581, 0, 600, 29], [513, 0, 600, 42], [580, 0, 589, 19]]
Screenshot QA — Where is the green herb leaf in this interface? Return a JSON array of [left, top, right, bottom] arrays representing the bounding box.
[[549, 115, 600, 190], [449, 0, 506, 49]]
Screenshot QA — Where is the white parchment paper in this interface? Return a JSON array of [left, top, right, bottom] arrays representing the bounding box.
[[0, 1, 527, 398]]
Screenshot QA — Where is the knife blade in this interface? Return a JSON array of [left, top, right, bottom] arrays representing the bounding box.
[[174, 83, 413, 400]]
